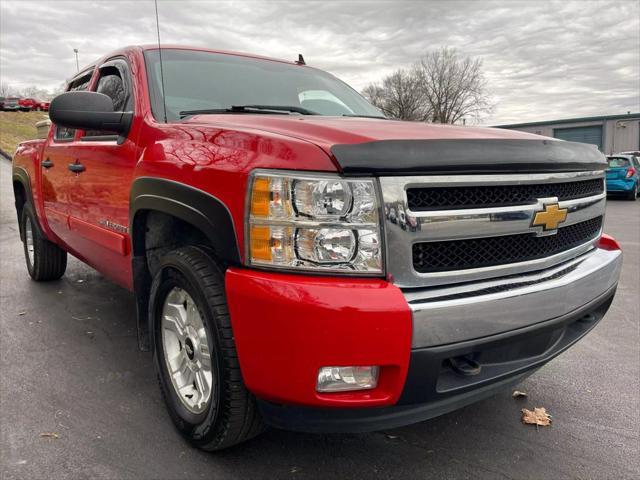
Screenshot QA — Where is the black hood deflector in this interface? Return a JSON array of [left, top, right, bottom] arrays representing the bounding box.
[[330, 139, 606, 176]]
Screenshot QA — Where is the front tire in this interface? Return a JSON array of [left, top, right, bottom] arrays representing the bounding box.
[[149, 246, 263, 451], [21, 203, 67, 281]]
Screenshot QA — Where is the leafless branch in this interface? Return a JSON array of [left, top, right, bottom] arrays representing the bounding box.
[[362, 47, 494, 124]]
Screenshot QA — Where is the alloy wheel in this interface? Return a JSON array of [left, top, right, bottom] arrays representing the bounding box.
[[161, 287, 213, 414], [24, 220, 35, 267]]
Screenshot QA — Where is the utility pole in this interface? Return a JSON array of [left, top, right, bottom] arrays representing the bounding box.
[[73, 48, 79, 72]]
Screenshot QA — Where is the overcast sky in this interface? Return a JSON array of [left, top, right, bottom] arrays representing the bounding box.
[[1, 0, 638, 124]]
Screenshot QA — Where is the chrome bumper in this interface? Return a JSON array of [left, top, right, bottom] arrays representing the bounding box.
[[405, 247, 622, 348]]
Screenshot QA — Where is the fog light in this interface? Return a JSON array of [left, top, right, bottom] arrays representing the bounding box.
[[316, 366, 379, 392]]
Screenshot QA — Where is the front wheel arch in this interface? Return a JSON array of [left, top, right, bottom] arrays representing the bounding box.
[[129, 178, 241, 351]]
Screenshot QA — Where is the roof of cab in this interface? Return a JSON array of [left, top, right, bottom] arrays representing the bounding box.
[[69, 44, 300, 83], [138, 44, 299, 65]]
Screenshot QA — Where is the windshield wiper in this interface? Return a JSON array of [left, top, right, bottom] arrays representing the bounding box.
[[180, 104, 319, 118], [237, 105, 319, 115], [342, 114, 388, 119]]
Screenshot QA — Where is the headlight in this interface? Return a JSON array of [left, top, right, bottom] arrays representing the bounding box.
[[246, 171, 383, 274]]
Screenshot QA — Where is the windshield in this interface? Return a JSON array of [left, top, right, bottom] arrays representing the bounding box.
[[607, 157, 630, 168], [144, 49, 384, 122]]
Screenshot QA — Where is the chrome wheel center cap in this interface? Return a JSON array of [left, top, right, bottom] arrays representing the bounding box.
[[184, 337, 195, 360]]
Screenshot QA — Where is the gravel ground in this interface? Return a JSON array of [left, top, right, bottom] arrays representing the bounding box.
[[1, 157, 638, 479]]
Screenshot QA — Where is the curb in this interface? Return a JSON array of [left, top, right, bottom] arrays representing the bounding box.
[[0, 147, 11, 161]]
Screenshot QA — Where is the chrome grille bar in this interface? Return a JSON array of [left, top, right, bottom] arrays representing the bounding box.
[[379, 171, 606, 287]]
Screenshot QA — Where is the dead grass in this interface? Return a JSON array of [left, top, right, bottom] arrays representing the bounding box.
[[0, 111, 49, 157]]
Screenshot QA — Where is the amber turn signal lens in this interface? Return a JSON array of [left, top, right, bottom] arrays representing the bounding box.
[[250, 177, 270, 217], [250, 225, 272, 261]]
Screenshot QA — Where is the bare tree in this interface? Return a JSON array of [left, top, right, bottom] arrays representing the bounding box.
[[363, 69, 431, 121], [0, 82, 11, 97], [14, 85, 58, 100], [415, 47, 493, 124]]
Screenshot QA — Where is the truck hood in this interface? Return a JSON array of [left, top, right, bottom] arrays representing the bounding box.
[[182, 115, 606, 175]]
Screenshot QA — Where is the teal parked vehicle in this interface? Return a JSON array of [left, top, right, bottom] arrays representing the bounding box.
[[606, 155, 640, 200]]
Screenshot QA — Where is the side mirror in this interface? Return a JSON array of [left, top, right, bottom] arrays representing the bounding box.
[[49, 91, 132, 135]]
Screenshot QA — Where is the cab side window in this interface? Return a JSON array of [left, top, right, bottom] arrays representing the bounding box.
[[54, 72, 93, 141], [84, 62, 132, 139], [97, 68, 127, 110]]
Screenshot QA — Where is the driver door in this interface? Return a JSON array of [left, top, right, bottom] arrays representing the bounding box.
[[63, 58, 138, 287]]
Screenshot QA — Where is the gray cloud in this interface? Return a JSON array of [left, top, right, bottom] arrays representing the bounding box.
[[1, 0, 638, 124]]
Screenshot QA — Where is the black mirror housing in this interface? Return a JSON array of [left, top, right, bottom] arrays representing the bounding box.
[[49, 91, 132, 135]]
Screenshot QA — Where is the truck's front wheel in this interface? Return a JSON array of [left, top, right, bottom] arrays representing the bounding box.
[[149, 246, 263, 450], [21, 203, 67, 281]]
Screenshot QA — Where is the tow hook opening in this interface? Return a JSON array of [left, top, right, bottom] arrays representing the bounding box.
[[448, 354, 482, 376]]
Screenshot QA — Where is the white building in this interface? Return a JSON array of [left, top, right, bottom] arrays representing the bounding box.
[[497, 113, 640, 154]]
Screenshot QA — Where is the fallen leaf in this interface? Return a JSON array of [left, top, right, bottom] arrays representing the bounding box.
[[512, 390, 528, 398], [77, 279, 84, 283], [18, 311, 26, 316], [386, 434, 398, 439], [521, 407, 552, 427], [39, 432, 60, 439]]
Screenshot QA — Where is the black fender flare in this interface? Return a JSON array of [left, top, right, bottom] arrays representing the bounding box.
[[12, 166, 41, 240], [129, 177, 241, 263], [129, 176, 241, 350]]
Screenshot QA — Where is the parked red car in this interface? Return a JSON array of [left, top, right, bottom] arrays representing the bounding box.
[[18, 97, 38, 111], [37, 100, 50, 111], [12, 45, 621, 450]]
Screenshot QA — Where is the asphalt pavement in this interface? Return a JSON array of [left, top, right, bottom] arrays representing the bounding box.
[[1, 157, 638, 480]]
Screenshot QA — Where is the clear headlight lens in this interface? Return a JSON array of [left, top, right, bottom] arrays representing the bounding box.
[[294, 180, 352, 217], [296, 228, 356, 263], [247, 172, 383, 274]]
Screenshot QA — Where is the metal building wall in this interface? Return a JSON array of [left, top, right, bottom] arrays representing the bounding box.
[[604, 118, 640, 154], [498, 115, 640, 155]]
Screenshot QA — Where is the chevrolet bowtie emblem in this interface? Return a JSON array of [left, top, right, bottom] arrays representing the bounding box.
[[532, 203, 568, 231]]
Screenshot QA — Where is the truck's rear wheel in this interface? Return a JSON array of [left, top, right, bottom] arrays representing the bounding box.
[[149, 246, 263, 450], [21, 203, 67, 281]]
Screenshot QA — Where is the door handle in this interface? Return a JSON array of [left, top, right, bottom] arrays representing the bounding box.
[[68, 163, 86, 173], [41, 158, 54, 169]]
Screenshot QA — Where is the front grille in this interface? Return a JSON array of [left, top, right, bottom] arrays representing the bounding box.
[[413, 216, 602, 273], [407, 178, 604, 211]]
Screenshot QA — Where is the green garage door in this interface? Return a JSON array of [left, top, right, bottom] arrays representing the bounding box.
[[553, 125, 603, 151]]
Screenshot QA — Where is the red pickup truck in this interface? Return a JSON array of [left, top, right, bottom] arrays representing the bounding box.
[[12, 45, 622, 450], [18, 97, 39, 111]]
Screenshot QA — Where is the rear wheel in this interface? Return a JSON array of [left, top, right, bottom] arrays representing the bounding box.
[[626, 184, 638, 200], [21, 203, 67, 281], [149, 246, 263, 450]]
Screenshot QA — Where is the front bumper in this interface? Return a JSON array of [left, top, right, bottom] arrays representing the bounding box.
[[225, 247, 621, 432]]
